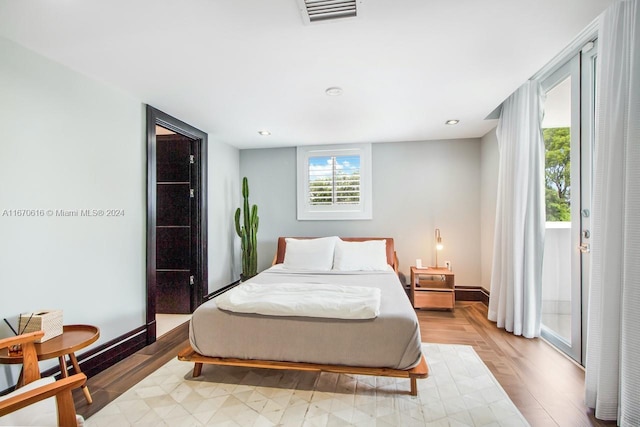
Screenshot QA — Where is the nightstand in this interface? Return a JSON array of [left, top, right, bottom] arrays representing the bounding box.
[[410, 266, 455, 310]]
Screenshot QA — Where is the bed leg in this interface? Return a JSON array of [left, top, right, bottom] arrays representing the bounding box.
[[410, 378, 417, 396], [193, 363, 203, 377]]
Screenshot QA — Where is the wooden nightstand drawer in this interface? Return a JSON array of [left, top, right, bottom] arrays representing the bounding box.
[[414, 290, 454, 310], [410, 266, 455, 311]]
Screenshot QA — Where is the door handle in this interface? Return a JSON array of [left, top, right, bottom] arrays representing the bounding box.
[[579, 243, 590, 253]]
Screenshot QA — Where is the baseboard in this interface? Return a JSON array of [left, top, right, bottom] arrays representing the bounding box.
[[41, 281, 240, 380], [204, 280, 240, 301], [0, 277, 242, 397], [6, 277, 472, 395], [40, 325, 149, 380], [0, 325, 149, 396], [455, 286, 490, 306], [403, 283, 490, 306]]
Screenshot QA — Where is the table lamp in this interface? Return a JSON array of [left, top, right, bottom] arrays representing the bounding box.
[[433, 228, 443, 268]]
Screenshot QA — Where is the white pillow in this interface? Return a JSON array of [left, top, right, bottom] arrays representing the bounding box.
[[282, 237, 338, 270], [333, 239, 389, 271]]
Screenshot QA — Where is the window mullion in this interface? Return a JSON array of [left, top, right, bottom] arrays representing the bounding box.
[[331, 156, 336, 204]]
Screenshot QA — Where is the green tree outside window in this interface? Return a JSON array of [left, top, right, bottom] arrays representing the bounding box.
[[544, 127, 571, 221]]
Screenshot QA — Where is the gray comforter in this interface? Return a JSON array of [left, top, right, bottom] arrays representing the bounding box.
[[189, 266, 423, 370]]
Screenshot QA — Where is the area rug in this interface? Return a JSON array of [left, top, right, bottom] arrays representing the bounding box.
[[86, 344, 529, 426]]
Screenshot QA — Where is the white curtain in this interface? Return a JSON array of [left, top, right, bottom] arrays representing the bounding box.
[[585, 0, 640, 424], [488, 81, 545, 338]]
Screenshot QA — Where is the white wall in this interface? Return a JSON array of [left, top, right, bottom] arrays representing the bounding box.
[[207, 142, 240, 291], [240, 139, 482, 286], [0, 37, 239, 387], [480, 127, 499, 291], [0, 37, 145, 386]]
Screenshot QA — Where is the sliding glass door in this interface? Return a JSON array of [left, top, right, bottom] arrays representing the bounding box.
[[539, 41, 597, 364]]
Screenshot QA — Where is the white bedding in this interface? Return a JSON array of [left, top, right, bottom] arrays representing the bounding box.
[[214, 281, 381, 319], [190, 265, 423, 369], [268, 263, 395, 274]]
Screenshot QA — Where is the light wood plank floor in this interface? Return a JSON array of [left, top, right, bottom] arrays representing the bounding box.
[[74, 302, 615, 426]]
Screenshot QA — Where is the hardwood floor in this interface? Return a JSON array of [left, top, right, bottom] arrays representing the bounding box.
[[73, 322, 191, 420], [418, 302, 613, 427], [73, 302, 615, 426]]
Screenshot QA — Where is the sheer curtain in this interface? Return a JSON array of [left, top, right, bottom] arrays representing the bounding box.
[[488, 80, 545, 338], [585, 0, 640, 423]]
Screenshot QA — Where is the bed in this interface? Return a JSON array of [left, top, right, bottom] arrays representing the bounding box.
[[178, 237, 428, 395]]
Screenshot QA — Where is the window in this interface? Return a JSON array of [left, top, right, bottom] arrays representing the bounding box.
[[297, 143, 372, 220], [542, 73, 573, 222]]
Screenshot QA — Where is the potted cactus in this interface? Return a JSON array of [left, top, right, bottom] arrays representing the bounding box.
[[234, 177, 259, 280]]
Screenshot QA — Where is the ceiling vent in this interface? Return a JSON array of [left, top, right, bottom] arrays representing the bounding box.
[[298, 0, 361, 24]]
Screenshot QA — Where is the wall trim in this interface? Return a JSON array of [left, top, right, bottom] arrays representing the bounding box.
[[1, 325, 148, 396], [5, 279, 477, 397], [45, 326, 148, 380], [204, 280, 241, 301], [39, 279, 241, 382], [455, 285, 490, 306]]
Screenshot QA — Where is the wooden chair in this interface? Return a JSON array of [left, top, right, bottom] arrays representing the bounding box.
[[0, 331, 86, 426]]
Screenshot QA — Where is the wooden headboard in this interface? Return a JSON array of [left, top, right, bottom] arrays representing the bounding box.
[[274, 237, 398, 271]]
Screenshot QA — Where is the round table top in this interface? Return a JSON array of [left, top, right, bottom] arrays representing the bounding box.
[[0, 324, 100, 363]]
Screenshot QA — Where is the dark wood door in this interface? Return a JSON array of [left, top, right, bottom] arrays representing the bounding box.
[[155, 133, 195, 314], [146, 105, 207, 343]]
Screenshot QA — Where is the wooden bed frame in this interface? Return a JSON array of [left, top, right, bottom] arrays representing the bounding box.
[[178, 237, 428, 396]]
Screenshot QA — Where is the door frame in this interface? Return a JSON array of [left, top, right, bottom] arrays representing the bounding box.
[[146, 105, 208, 344], [538, 40, 597, 365], [539, 55, 582, 363], [579, 39, 597, 362]]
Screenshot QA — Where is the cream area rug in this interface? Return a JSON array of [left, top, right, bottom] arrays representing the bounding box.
[[86, 344, 529, 426]]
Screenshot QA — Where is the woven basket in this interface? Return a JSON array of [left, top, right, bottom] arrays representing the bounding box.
[[19, 310, 63, 343]]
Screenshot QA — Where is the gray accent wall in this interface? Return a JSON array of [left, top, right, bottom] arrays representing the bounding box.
[[480, 127, 499, 292], [240, 139, 482, 286]]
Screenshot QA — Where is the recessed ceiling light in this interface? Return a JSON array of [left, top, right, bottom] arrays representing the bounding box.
[[258, 130, 271, 136], [325, 87, 343, 96], [445, 119, 460, 125]]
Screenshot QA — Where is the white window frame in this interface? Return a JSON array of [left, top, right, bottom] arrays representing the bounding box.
[[296, 143, 372, 220]]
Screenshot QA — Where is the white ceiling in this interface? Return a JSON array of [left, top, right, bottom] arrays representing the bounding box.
[[0, 0, 613, 149]]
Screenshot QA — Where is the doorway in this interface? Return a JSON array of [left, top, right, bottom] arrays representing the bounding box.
[[146, 106, 208, 343], [539, 41, 597, 364]]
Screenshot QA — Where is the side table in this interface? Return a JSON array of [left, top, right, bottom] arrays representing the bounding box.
[[0, 324, 100, 403], [410, 266, 455, 310]]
